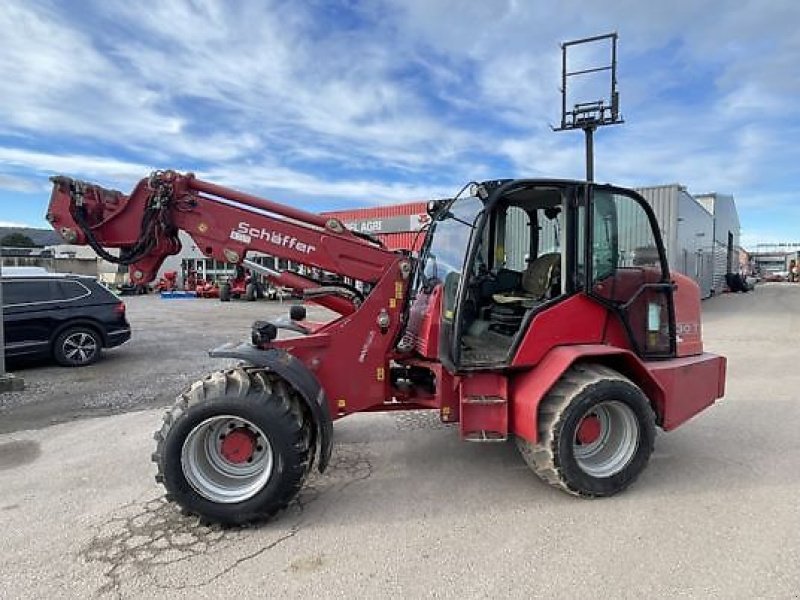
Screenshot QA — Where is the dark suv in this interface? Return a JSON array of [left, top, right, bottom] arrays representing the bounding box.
[[2, 271, 131, 367]]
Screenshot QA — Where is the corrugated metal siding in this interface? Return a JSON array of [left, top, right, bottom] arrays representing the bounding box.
[[612, 192, 656, 265], [503, 208, 561, 270], [634, 185, 680, 265], [675, 191, 714, 297], [378, 231, 426, 251], [321, 202, 428, 220], [635, 185, 715, 299], [695, 193, 741, 294], [505, 207, 530, 270]]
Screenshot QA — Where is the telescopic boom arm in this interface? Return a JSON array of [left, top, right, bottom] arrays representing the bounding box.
[[46, 170, 400, 311]]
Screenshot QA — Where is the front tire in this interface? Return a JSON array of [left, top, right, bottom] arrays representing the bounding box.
[[517, 364, 655, 497], [153, 368, 312, 525], [219, 283, 231, 302]]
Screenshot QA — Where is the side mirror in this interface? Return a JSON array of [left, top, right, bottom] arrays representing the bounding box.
[[427, 199, 450, 218]]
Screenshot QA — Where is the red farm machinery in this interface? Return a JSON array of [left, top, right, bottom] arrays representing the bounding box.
[[46, 171, 726, 525]]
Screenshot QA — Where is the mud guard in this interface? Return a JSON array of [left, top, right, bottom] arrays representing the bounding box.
[[510, 345, 667, 444], [209, 342, 333, 472]]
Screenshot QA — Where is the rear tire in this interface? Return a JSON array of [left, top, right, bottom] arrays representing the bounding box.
[[516, 364, 655, 497], [219, 283, 231, 302], [53, 326, 102, 367], [245, 283, 257, 302], [152, 368, 312, 525]]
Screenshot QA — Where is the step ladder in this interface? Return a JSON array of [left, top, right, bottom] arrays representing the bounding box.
[[459, 373, 509, 442]]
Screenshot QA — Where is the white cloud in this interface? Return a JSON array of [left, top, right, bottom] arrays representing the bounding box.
[[0, 0, 797, 243], [0, 148, 154, 186], [0, 220, 34, 228], [0, 146, 458, 209], [0, 174, 44, 194]]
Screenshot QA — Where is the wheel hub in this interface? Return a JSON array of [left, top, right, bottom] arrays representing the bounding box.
[[572, 400, 640, 478], [63, 332, 97, 363], [181, 416, 274, 504], [219, 428, 257, 464], [576, 414, 602, 445]]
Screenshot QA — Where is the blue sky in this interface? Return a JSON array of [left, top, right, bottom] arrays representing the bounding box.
[[0, 0, 798, 249]]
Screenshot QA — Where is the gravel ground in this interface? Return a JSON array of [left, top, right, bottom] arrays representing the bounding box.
[[1, 284, 799, 598], [0, 295, 332, 432]]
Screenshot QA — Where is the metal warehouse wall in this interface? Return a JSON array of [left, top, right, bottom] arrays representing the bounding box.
[[503, 207, 561, 270], [634, 185, 681, 265], [504, 207, 529, 270], [677, 191, 714, 296], [635, 185, 715, 299], [504, 186, 717, 298], [695, 193, 741, 294]]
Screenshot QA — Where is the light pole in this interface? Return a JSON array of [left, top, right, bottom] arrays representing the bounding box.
[[554, 33, 624, 182]]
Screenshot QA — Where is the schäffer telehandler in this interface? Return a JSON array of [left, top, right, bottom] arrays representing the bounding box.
[[46, 172, 726, 525]]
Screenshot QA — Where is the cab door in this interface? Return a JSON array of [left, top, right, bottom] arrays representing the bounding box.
[[588, 186, 676, 358]]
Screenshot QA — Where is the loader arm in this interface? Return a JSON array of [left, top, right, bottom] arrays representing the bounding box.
[[46, 169, 418, 478], [46, 170, 402, 314]]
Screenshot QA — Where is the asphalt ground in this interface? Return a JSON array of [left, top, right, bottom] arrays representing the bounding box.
[[1, 286, 798, 598]]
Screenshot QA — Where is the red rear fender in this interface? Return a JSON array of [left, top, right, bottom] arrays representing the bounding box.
[[510, 345, 666, 443]]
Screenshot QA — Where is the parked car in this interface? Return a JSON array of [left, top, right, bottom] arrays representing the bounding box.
[[2, 270, 131, 367]]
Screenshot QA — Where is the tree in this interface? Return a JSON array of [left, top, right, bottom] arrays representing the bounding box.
[[1, 233, 37, 248]]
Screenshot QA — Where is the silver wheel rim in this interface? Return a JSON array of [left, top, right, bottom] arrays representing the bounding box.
[[573, 401, 640, 478], [63, 332, 98, 363], [181, 415, 273, 504]]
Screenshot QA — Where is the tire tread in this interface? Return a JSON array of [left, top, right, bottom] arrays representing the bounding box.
[[516, 364, 654, 497], [152, 367, 312, 525]]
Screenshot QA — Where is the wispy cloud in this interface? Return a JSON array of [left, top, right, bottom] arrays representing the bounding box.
[[0, 0, 797, 243], [0, 147, 154, 186], [0, 220, 34, 228], [0, 174, 43, 194]]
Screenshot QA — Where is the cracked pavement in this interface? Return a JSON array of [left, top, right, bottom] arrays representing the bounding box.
[[1, 286, 800, 598]]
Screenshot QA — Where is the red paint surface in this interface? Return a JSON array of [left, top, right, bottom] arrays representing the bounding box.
[[672, 272, 704, 357], [378, 231, 426, 251], [510, 345, 667, 443], [511, 295, 611, 367], [322, 201, 429, 221], [404, 284, 442, 359], [646, 353, 727, 429], [510, 344, 726, 443], [47, 172, 410, 419], [47, 173, 725, 441], [577, 415, 602, 445], [48, 172, 400, 286], [220, 429, 256, 464]]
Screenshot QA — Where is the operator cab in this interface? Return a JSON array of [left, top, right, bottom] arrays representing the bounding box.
[[411, 179, 675, 370], [456, 185, 567, 365]]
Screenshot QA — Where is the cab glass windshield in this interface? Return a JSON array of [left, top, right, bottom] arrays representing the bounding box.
[[421, 195, 484, 286]]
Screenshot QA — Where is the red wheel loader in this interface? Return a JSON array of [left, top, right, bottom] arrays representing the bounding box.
[[46, 172, 726, 525]]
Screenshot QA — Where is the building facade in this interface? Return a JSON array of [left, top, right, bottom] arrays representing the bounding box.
[[694, 193, 741, 294], [321, 202, 430, 252], [634, 185, 716, 298]]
